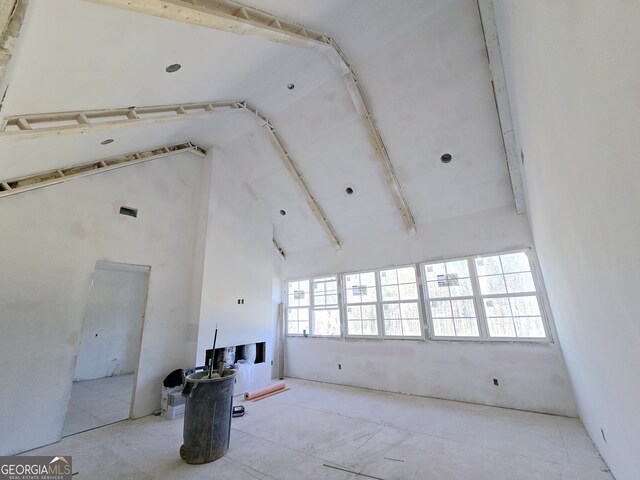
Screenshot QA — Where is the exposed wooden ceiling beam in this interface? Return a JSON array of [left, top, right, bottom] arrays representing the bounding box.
[[0, 142, 205, 198], [477, 0, 526, 214], [0, 99, 342, 248], [240, 101, 341, 250], [82, 0, 417, 233], [85, 0, 330, 50], [0, 0, 28, 91], [0, 101, 242, 139]]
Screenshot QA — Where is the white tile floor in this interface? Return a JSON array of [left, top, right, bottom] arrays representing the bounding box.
[[62, 374, 134, 437], [33, 378, 611, 479]]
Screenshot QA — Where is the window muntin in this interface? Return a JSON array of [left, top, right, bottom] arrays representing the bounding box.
[[286, 249, 550, 343], [423, 259, 479, 337], [475, 252, 546, 339], [380, 266, 422, 337], [287, 280, 310, 335], [344, 271, 378, 336], [312, 276, 340, 336]]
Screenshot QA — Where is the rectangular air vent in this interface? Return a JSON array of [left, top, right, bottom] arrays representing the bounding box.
[[119, 206, 138, 218]]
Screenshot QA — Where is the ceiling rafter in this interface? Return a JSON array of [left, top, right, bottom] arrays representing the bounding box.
[[0, 0, 28, 90], [82, 0, 417, 233], [477, 0, 526, 214], [0, 99, 342, 249], [0, 101, 243, 139], [0, 142, 205, 198], [240, 101, 341, 250]]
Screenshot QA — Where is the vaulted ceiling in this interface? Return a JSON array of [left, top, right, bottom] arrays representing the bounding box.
[[0, 0, 516, 253]]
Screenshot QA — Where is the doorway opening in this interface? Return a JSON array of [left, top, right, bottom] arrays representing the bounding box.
[[63, 261, 150, 436]]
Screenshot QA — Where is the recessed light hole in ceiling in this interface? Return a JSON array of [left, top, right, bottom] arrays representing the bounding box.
[[345, 187, 354, 195], [165, 63, 181, 73], [440, 153, 452, 163], [287, 83, 295, 90], [100, 139, 114, 145], [279, 209, 286, 216]]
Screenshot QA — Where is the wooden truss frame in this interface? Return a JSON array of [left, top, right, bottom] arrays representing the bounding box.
[[0, 142, 205, 198], [0, 99, 342, 248]]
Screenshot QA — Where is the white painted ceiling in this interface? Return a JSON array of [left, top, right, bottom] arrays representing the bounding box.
[[0, 0, 516, 253]]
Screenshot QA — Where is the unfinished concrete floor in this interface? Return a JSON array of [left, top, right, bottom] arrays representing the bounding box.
[[31, 378, 610, 479], [62, 373, 134, 437]]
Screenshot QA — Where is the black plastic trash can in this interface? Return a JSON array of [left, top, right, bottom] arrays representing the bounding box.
[[179, 368, 237, 464]]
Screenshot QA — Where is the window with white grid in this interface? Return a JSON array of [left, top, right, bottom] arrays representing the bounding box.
[[423, 259, 480, 338], [312, 276, 341, 336], [343, 271, 379, 336], [475, 251, 546, 339], [380, 266, 422, 337], [286, 280, 310, 335]]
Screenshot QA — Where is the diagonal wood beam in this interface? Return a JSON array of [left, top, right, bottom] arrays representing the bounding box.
[[0, 142, 205, 198], [0, 99, 342, 248], [240, 101, 341, 250], [0, 0, 28, 91], [0, 101, 242, 139], [82, 0, 417, 233], [477, 0, 526, 214]]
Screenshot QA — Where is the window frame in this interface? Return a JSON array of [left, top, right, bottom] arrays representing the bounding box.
[[284, 248, 554, 344], [285, 277, 311, 336], [342, 265, 425, 341], [285, 275, 342, 338], [310, 275, 342, 338], [421, 256, 484, 341], [421, 248, 553, 343]]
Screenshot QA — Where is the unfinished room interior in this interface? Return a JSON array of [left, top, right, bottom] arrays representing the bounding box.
[[0, 0, 638, 478]]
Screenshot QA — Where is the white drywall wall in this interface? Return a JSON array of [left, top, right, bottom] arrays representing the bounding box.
[[283, 207, 577, 415], [74, 263, 149, 381], [0, 151, 208, 455], [493, 2, 640, 477], [196, 149, 279, 393]]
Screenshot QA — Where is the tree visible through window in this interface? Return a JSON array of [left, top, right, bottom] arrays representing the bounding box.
[[344, 271, 378, 336], [285, 249, 550, 342], [475, 252, 546, 338], [423, 259, 479, 337], [312, 276, 340, 336], [287, 280, 309, 335], [380, 266, 422, 337]]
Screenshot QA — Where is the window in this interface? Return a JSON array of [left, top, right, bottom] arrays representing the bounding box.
[[423, 259, 479, 338], [287, 280, 309, 335], [312, 276, 340, 336], [380, 266, 422, 337], [344, 271, 378, 336], [343, 266, 422, 338], [286, 276, 341, 336], [475, 252, 546, 339], [422, 250, 549, 341], [286, 249, 551, 343]]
